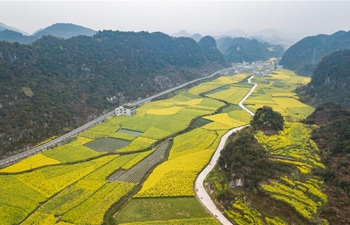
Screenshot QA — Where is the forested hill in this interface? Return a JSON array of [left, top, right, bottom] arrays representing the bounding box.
[[33, 23, 97, 39], [297, 49, 350, 108], [0, 29, 35, 44], [198, 36, 227, 65], [0, 30, 226, 158], [279, 30, 350, 76], [216, 37, 284, 63], [304, 102, 350, 224]]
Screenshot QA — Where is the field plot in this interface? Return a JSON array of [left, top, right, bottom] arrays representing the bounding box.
[[42, 136, 101, 163], [135, 128, 223, 197], [79, 117, 127, 139], [115, 197, 217, 224], [245, 69, 313, 121], [84, 137, 131, 152], [189, 73, 249, 95], [0, 176, 47, 225], [21, 154, 140, 224], [225, 198, 286, 225], [108, 141, 170, 183], [147, 106, 183, 115], [117, 129, 143, 136], [0, 155, 118, 224], [255, 122, 324, 174], [203, 113, 249, 130], [222, 105, 252, 124], [0, 153, 60, 173], [61, 182, 134, 225], [261, 178, 327, 220], [116, 136, 157, 153], [205, 84, 252, 105]]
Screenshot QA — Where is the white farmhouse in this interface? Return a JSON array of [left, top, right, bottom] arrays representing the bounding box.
[[115, 105, 136, 116]]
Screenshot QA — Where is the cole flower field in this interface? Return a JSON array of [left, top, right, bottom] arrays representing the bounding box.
[[0, 69, 328, 225]]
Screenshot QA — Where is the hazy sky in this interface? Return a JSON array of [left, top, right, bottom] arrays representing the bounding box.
[[1, 1, 350, 39]]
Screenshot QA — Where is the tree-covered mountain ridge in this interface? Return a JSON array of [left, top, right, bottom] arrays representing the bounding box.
[[0, 30, 226, 158], [280, 30, 350, 76], [216, 37, 284, 63], [297, 49, 350, 109], [303, 102, 350, 224]]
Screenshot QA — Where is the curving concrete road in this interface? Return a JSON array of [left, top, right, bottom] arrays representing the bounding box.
[[194, 76, 257, 225], [238, 76, 257, 116]]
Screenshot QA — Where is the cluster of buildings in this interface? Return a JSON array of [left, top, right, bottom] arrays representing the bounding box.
[[232, 59, 282, 77]]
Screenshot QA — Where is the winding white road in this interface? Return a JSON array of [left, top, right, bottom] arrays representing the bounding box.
[[194, 76, 257, 225]]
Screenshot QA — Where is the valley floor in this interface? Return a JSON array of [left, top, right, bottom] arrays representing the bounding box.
[[0, 69, 321, 225]]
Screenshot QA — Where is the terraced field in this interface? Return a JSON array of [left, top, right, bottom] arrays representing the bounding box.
[[222, 123, 328, 224], [206, 70, 328, 224], [245, 69, 313, 121]]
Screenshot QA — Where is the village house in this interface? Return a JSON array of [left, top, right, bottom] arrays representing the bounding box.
[[115, 105, 136, 116]]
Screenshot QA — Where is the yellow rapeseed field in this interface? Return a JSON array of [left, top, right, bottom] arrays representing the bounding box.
[[135, 128, 222, 197], [0, 154, 60, 173], [147, 106, 184, 115]]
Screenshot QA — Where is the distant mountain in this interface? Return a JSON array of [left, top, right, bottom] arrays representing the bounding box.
[[0, 29, 35, 44], [172, 30, 192, 37], [298, 49, 350, 108], [0, 23, 97, 44], [216, 37, 284, 63], [0, 22, 28, 35], [191, 33, 203, 42], [0, 31, 226, 157], [33, 23, 96, 39], [279, 30, 350, 76], [250, 35, 296, 49]]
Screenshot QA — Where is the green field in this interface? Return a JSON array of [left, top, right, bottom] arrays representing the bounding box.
[[115, 197, 216, 224], [84, 137, 131, 152]]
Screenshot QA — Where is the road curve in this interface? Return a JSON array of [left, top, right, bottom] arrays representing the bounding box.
[[194, 76, 257, 225], [238, 76, 257, 116]]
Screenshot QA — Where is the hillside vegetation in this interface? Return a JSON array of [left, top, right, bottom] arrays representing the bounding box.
[[216, 37, 284, 63], [209, 113, 328, 224], [0, 30, 226, 157], [304, 102, 350, 224], [280, 30, 350, 76], [297, 49, 350, 108], [250, 105, 284, 133], [206, 71, 331, 224]]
